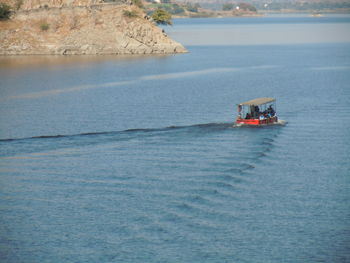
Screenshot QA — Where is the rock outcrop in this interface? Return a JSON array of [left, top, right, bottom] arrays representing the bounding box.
[[0, 0, 187, 55]]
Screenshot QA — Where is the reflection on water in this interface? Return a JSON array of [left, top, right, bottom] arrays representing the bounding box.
[[0, 54, 174, 70]]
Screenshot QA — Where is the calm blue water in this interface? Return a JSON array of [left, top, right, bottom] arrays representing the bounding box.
[[0, 15, 350, 263]]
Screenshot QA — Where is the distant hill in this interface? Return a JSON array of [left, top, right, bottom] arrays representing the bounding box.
[[172, 0, 350, 13], [143, 1, 258, 17]]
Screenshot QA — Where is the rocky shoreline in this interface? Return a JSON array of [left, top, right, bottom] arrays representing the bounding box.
[[0, 0, 187, 55]]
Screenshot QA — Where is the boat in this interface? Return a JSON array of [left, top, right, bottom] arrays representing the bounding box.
[[235, 97, 286, 126]]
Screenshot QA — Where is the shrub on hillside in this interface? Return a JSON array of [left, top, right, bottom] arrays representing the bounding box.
[[172, 4, 185, 14], [222, 3, 234, 11], [131, 0, 143, 9], [123, 9, 139, 18], [186, 3, 200, 13], [151, 8, 172, 25], [0, 2, 11, 20], [40, 22, 50, 31], [238, 3, 257, 12]]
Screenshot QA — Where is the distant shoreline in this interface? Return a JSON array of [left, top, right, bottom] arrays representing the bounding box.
[[261, 9, 350, 14], [172, 9, 350, 19]]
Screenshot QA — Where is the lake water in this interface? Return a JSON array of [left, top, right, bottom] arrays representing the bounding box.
[[0, 15, 349, 263]]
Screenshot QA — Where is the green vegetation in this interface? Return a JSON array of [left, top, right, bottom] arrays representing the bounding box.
[[172, 4, 185, 14], [151, 8, 172, 25], [123, 9, 139, 18], [0, 2, 11, 20], [40, 22, 50, 31], [131, 0, 143, 9], [185, 3, 200, 13], [148, 3, 172, 10], [188, 12, 214, 18], [238, 3, 257, 12], [146, 2, 202, 16], [222, 3, 234, 11], [223, 3, 257, 12], [147, 3, 185, 15]]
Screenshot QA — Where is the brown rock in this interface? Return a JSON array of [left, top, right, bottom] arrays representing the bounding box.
[[0, 0, 187, 55]]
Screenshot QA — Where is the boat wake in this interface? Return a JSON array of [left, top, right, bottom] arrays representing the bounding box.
[[0, 122, 232, 143], [0, 121, 286, 160]]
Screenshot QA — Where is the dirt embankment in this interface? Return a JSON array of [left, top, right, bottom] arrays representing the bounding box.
[[0, 0, 187, 55]]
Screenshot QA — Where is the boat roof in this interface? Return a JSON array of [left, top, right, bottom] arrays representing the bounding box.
[[239, 97, 275, 106]]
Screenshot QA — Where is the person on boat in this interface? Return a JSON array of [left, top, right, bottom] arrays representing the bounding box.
[[250, 105, 260, 119], [259, 114, 265, 120], [256, 106, 261, 118], [267, 105, 275, 116], [249, 105, 254, 118], [254, 105, 260, 114], [245, 113, 251, 119], [237, 104, 242, 118]]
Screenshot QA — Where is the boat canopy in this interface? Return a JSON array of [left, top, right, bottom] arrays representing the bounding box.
[[239, 97, 275, 106]]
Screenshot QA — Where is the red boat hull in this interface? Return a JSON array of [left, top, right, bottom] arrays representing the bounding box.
[[236, 116, 278, 126]]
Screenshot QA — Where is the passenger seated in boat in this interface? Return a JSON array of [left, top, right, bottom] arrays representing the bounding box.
[[254, 106, 260, 118], [267, 105, 275, 116], [250, 105, 260, 118], [259, 114, 265, 120], [245, 113, 251, 119]]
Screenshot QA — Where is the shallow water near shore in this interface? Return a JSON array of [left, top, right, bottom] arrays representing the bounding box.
[[0, 15, 350, 262]]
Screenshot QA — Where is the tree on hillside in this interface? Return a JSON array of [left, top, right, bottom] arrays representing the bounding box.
[[131, 0, 143, 9], [222, 3, 234, 11], [172, 4, 185, 14], [151, 8, 172, 25], [186, 3, 200, 13], [0, 3, 11, 20], [238, 3, 257, 12]]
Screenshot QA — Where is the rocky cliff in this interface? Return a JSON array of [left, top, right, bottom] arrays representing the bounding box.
[[0, 0, 187, 55]]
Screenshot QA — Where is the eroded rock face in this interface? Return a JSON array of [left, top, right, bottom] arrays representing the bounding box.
[[0, 1, 187, 55]]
